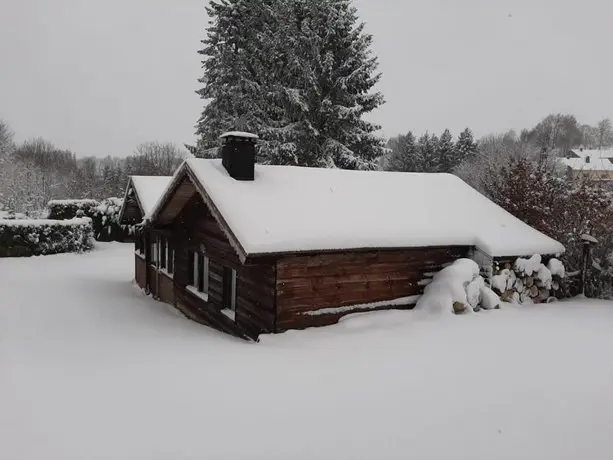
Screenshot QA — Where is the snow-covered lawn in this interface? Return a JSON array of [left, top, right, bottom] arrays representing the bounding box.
[[2, 243, 613, 460]]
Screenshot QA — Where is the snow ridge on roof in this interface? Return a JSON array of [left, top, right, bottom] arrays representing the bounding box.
[[180, 159, 564, 258], [130, 176, 173, 216], [220, 131, 259, 140]]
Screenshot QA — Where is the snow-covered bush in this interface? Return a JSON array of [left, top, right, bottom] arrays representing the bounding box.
[[491, 255, 565, 304], [0, 218, 95, 257], [47, 199, 100, 220], [416, 259, 500, 314], [92, 197, 132, 242], [47, 198, 131, 242]]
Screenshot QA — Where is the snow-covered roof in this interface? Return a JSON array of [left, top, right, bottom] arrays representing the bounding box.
[[151, 159, 564, 258], [569, 148, 613, 159], [130, 176, 172, 216], [559, 156, 613, 172]]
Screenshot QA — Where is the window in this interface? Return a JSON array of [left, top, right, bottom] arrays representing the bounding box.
[[187, 250, 209, 301], [150, 236, 158, 266], [159, 237, 173, 277], [167, 242, 174, 275], [187, 251, 195, 285], [160, 237, 167, 269], [221, 266, 237, 320]]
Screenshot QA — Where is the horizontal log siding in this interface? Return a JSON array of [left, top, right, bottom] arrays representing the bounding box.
[[147, 265, 158, 298], [275, 247, 468, 331], [236, 262, 276, 338], [158, 272, 174, 305], [135, 255, 147, 290], [168, 194, 276, 339]]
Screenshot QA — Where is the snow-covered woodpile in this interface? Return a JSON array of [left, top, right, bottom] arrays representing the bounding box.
[[417, 259, 500, 314], [0, 218, 95, 257], [491, 255, 565, 304]]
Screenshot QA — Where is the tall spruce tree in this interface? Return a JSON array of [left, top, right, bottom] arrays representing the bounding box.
[[415, 133, 437, 172], [194, 0, 385, 169], [456, 128, 478, 163], [437, 128, 455, 172], [387, 131, 420, 172], [425, 133, 440, 172], [194, 0, 278, 156]]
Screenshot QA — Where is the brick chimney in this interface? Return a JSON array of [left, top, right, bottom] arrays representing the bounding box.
[[220, 131, 258, 181]]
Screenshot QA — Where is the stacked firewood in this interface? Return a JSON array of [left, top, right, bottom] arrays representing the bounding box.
[[491, 255, 565, 304]]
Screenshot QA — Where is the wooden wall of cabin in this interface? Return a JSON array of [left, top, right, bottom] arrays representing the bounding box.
[[135, 255, 147, 290], [120, 199, 143, 225], [158, 272, 174, 305], [168, 194, 276, 339], [275, 246, 468, 331]]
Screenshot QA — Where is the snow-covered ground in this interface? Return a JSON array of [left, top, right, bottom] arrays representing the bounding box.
[[2, 243, 613, 460]]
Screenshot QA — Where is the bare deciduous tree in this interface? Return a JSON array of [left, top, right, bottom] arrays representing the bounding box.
[[454, 130, 541, 198], [597, 118, 613, 149], [126, 142, 186, 176]]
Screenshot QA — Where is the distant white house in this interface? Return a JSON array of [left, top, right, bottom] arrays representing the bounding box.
[[559, 147, 613, 180]]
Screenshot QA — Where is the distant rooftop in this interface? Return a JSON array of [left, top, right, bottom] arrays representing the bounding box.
[[568, 147, 613, 159]]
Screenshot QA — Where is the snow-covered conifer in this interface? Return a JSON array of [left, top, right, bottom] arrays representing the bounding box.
[[456, 128, 478, 163], [194, 0, 385, 169], [387, 132, 420, 172], [194, 0, 278, 155], [437, 129, 456, 172]]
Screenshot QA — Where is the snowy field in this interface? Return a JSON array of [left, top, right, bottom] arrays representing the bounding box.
[[2, 243, 613, 460]]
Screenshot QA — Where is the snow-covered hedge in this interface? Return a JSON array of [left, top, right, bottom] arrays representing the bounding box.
[[47, 199, 100, 220], [491, 255, 565, 304], [0, 218, 95, 257], [417, 259, 500, 314], [46, 198, 131, 242]]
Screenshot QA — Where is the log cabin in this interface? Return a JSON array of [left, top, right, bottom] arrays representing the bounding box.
[[135, 132, 564, 341], [119, 175, 172, 290]]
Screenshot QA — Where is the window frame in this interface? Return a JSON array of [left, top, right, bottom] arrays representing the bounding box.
[[221, 267, 237, 321], [150, 235, 158, 267], [187, 249, 209, 301], [167, 242, 174, 275], [160, 236, 167, 270]]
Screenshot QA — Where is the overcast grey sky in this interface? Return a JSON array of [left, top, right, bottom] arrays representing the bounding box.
[[1, 0, 612, 157]]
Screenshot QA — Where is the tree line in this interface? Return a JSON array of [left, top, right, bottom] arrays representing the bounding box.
[[384, 115, 613, 175], [383, 128, 478, 173], [0, 120, 186, 216]]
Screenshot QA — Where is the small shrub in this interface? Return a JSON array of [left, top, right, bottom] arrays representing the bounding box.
[[0, 218, 95, 257]]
